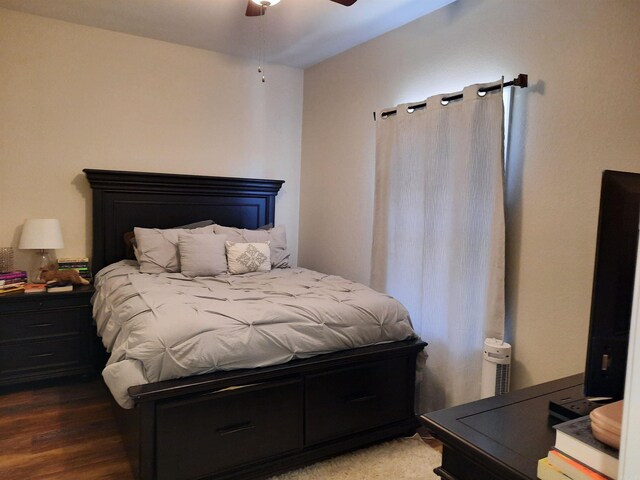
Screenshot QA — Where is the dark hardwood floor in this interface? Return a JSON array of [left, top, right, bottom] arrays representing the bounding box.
[[0, 379, 133, 479], [0, 379, 441, 479]]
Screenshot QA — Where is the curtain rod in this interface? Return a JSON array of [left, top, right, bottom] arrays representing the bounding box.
[[373, 73, 528, 121]]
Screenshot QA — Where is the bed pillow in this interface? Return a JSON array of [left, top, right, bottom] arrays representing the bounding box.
[[134, 225, 213, 274], [225, 241, 271, 274], [125, 220, 215, 260], [179, 232, 227, 277], [174, 220, 216, 230], [213, 224, 289, 268]]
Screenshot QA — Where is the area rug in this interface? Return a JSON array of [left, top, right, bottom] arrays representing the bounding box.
[[269, 435, 441, 480]]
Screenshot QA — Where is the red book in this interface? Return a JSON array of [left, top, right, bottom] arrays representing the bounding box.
[[24, 283, 46, 294], [548, 449, 612, 479]]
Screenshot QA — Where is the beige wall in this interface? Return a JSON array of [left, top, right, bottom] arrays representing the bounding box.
[[3, 1, 640, 392], [0, 8, 303, 270], [299, 0, 640, 389]]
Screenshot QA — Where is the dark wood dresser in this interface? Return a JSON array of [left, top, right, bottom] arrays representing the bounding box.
[[0, 285, 96, 387], [421, 374, 584, 480]]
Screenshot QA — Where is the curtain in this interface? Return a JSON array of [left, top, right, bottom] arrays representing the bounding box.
[[371, 82, 506, 412]]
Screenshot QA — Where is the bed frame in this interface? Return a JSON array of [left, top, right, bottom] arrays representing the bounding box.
[[84, 169, 427, 480]]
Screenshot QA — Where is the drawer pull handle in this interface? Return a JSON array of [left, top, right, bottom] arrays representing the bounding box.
[[433, 466, 461, 480], [216, 421, 256, 436], [30, 352, 54, 358], [348, 394, 378, 404], [29, 323, 54, 328]]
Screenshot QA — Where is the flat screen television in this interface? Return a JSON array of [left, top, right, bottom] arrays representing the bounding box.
[[584, 170, 640, 400]]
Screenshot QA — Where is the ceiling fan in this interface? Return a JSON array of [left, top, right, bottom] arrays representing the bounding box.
[[246, 0, 358, 16]]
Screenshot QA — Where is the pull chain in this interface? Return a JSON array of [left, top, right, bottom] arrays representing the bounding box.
[[258, 5, 266, 83]]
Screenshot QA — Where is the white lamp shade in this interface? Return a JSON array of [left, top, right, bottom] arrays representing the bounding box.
[[251, 0, 280, 5], [19, 219, 64, 250]]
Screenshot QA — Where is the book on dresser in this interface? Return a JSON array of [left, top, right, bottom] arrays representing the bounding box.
[[0, 270, 28, 287], [537, 457, 573, 480], [545, 449, 611, 480], [545, 415, 619, 480], [24, 283, 46, 294], [0, 283, 25, 294], [57, 257, 91, 280], [45, 280, 74, 293]]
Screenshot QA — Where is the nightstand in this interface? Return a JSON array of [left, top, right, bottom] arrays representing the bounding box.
[[0, 285, 96, 387]]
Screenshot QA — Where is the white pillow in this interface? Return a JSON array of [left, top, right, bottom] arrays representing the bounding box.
[[134, 225, 213, 274], [179, 232, 227, 277], [213, 224, 289, 268], [225, 241, 271, 274]]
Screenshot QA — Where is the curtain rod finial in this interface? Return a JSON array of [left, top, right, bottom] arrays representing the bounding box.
[[515, 74, 528, 88]]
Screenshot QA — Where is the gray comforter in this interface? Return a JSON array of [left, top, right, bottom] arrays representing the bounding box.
[[93, 261, 415, 408]]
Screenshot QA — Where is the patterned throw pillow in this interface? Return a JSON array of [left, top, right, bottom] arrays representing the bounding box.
[[213, 224, 289, 268], [225, 242, 271, 274]]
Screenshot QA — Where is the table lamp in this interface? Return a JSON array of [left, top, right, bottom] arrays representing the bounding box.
[[18, 219, 64, 282]]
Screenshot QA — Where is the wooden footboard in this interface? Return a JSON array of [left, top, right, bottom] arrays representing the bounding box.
[[113, 338, 426, 480]]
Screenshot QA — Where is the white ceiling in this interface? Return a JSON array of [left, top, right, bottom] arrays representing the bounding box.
[[0, 0, 456, 68]]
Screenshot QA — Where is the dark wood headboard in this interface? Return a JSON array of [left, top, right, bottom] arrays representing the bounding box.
[[84, 169, 284, 274]]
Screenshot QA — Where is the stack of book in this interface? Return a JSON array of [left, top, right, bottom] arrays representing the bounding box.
[[538, 416, 619, 480], [57, 257, 91, 281], [0, 270, 28, 294]]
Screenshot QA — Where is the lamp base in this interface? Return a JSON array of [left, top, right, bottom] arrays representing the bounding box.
[[29, 249, 56, 283]]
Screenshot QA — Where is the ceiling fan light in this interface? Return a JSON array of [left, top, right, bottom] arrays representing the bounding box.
[[251, 0, 281, 6]]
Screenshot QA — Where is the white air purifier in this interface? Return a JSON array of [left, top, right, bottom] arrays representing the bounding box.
[[481, 338, 512, 398]]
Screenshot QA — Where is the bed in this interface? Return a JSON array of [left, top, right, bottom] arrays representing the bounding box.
[[84, 168, 427, 480]]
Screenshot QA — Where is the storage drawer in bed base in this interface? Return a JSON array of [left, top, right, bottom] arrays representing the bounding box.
[[305, 356, 413, 445], [212, 416, 420, 480], [114, 338, 426, 480], [156, 379, 302, 480]]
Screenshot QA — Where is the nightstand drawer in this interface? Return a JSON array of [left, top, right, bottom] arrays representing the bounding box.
[[0, 292, 92, 314], [305, 357, 411, 445], [0, 336, 88, 378], [0, 307, 88, 343]]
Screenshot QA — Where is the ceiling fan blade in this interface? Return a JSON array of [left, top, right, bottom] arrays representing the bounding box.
[[329, 0, 358, 6], [246, 1, 264, 17]]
